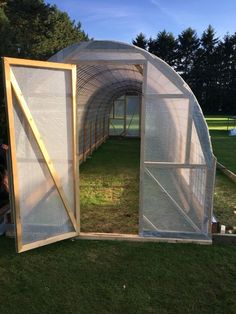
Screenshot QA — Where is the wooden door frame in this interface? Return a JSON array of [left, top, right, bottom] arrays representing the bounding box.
[[3, 57, 79, 252]]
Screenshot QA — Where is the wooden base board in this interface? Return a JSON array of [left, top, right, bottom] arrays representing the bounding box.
[[217, 162, 236, 183], [77, 232, 212, 245], [213, 234, 236, 245], [79, 135, 108, 163]]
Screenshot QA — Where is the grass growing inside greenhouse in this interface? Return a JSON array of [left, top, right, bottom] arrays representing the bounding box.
[[0, 237, 236, 314], [80, 137, 140, 233]]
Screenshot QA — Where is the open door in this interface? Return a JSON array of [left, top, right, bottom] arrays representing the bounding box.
[[3, 57, 79, 253]]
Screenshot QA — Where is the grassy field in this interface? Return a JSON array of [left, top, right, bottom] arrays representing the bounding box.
[[214, 170, 236, 228], [205, 116, 236, 228], [0, 119, 236, 313], [205, 116, 236, 130], [206, 116, 236, 173], [0, 237, 236, 314], [209, 129, 236, 174]]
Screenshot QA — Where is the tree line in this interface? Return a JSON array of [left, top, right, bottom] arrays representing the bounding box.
[[0, 0, 89, 141], [0, 2, 235, 141], [133, 26, 236, 115]]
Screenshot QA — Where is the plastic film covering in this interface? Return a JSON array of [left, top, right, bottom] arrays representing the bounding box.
[[109, 95, 140, 136], [50, 40, 216, 241], [50, 43, 143, 160], [76, 64, 142, 157], [140, 59, 215, 240], [11, 65, 75, 245], [143, 167, 207, 235], [126, 96, 140, 137], [144, 96, 189, 162]]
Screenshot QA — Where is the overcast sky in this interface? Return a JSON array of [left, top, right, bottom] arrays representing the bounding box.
[[46, 0, 236, 42]]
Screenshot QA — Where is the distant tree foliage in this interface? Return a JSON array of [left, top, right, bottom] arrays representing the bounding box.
[[176, 27, 200, 79], [2, 0, 89, 59], [132, 32, 148, 50], [148, 30, 177, 66], [133, 26, 236, 115], [0, 0, 89, 141]]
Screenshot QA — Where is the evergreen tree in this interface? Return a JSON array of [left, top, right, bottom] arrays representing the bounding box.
[[148, 30, 177, 67], [0, 4, 11, 56], [133, 25, 236, 114], [217, 33, 236, 114], [0, 0, 89, 140], [176, 28, 200, 81], [132, 32, 148, 50], [228, 33, 236, 114], [3, 0, 89, 60], [191, 25, 219, 113]]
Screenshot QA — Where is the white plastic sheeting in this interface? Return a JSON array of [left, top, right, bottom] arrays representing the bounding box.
[[109, 95, 140, 136], [10, 65, 76, 246], [50, 40, 216, 241]]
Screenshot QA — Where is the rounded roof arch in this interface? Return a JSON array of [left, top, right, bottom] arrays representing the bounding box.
[[50, 40, 214, 166]]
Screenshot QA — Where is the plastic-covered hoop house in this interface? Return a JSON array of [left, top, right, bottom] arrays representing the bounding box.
[[4, 40, 216, 252], [51, 40, 216, 239]]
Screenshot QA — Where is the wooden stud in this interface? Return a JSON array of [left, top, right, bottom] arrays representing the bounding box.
[[71, 65, 80, 233], [185, 98, 193, 163], [206, 157, 217, 234], [139, 61, 148, 235], [95, 120, 97, 149], [4, 57, 75, 70], [139, 94, 141, 137], [83, 124, 87, 161], [19, 232, 78, 253], [90, 122, 92, 155], [124, 95, 127, 136], [144, 161, 207, 169], [78, 232, 212, 245], [3, 58, 23, 252], [103, 116, 105, 138], [135, 64, 143, 75]]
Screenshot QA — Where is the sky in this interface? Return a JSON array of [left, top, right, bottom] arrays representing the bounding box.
[[46, 0, 236, 43]]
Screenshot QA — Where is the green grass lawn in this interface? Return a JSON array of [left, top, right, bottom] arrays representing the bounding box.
[[205, 116, 236, 227], [209, 130, 236, 174], [214, 170, 236, 228], [0, 237, 236, 314], [1, 120, 236, 313], [205, 116, 236, 130], [206, 116, 236, 173]]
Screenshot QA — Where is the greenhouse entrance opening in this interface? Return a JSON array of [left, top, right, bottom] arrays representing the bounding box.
[[78, 93, 142, 236], [80, 93, 141, 235], [79, 136, 140, 235]]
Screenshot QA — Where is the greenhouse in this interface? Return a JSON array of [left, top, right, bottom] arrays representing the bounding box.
[[3, 40, 216, 253]]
